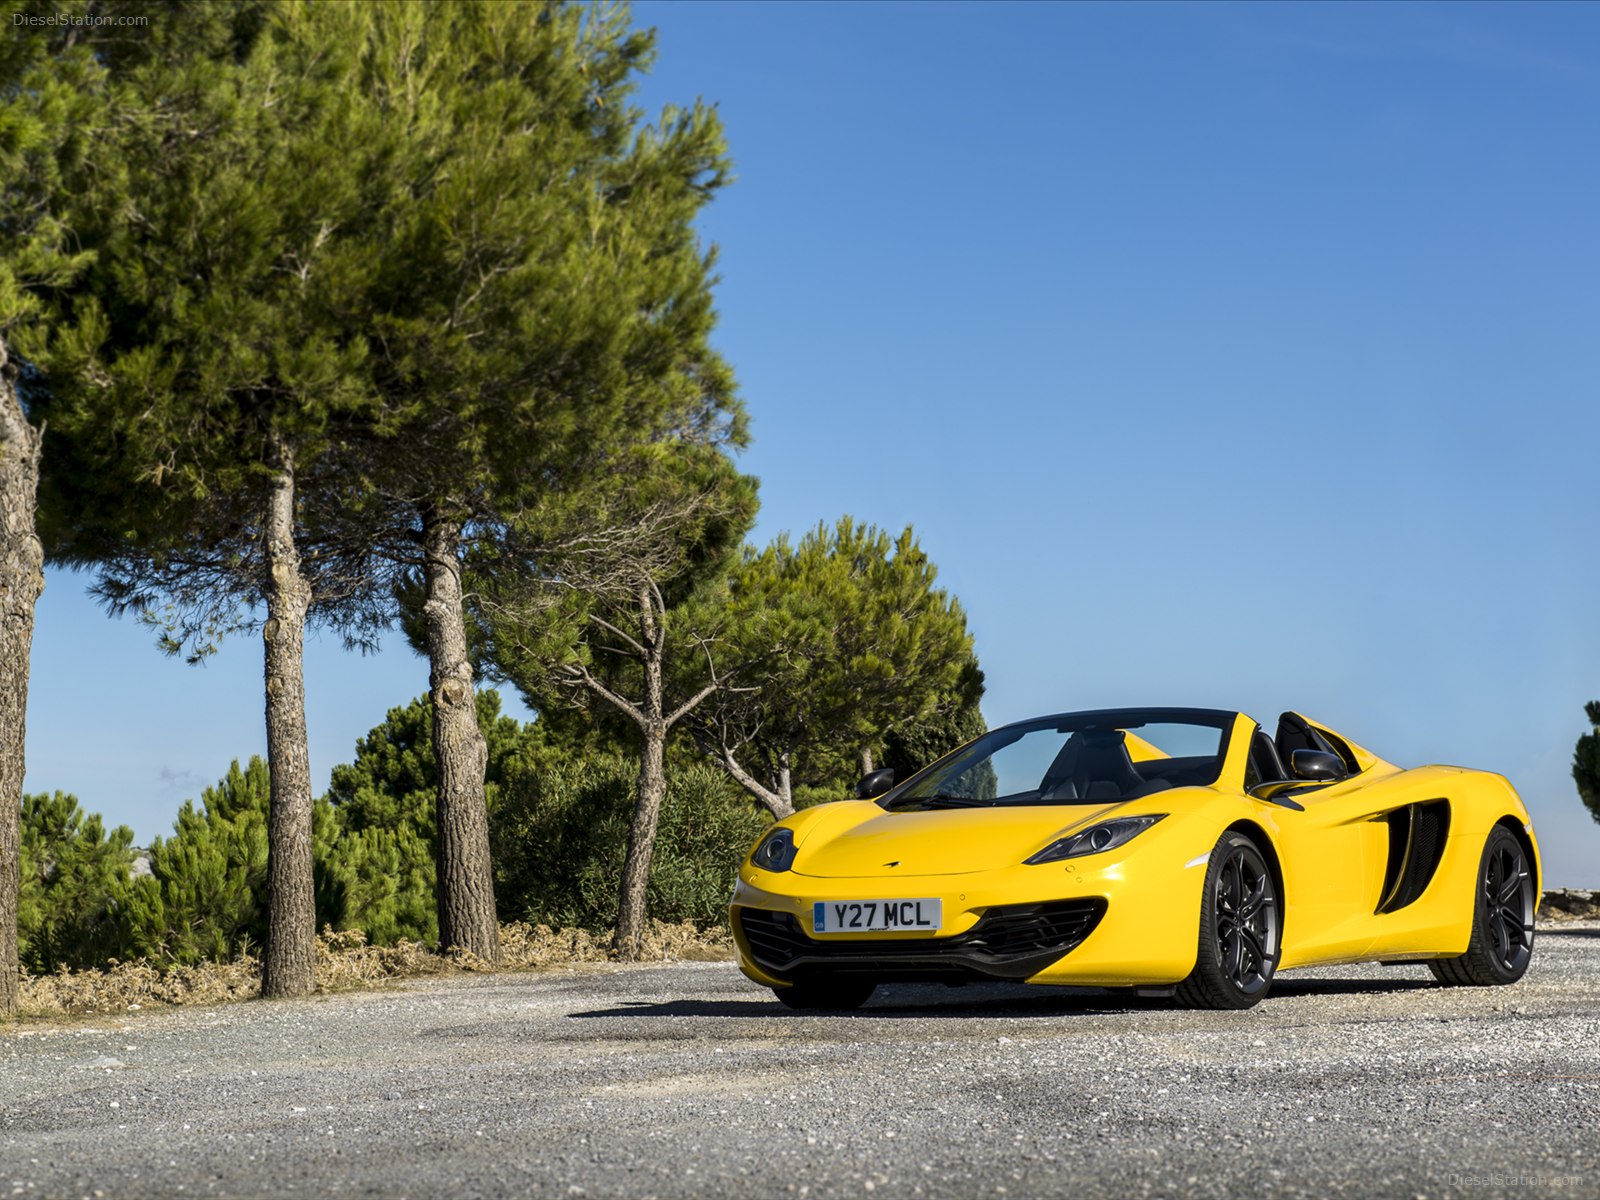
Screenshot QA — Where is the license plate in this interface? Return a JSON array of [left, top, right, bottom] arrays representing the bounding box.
[[812, 899, 942, 934]]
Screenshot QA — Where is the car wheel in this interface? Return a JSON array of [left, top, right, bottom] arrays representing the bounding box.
[[1175, 831, 1280, 1010], [772, 977, 877, 1011], [1429, 826, 1535, 987]]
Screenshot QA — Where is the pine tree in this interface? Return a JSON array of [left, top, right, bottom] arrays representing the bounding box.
[[17, 792, 136, 972], [29, 1, 376, 997], [128, 758, 342, 965], [0, 7, 115, 1019], [470, 444, 759, 957], [308, 2, 745, 961], [1573, 701, 1600, 827], [691, 519, 978, 817]]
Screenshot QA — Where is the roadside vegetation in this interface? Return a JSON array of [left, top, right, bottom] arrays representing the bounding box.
[[0, 0, 987, 1020], [15, 920, 732, 1020]]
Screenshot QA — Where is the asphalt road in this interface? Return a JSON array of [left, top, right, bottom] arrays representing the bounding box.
[[4, 924, 1599, 1200]]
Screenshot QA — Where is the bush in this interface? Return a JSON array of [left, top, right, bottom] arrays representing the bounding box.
[[124, 758, 343, 964], [17, 791, 137, 972], [321, 690, 542, 943], [492, 753, 769, 930], [13, 692, 769, 973]]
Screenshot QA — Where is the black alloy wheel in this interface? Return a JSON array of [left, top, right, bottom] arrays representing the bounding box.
[[1430, 826, 1535, 987], [1176, 832, 1281, 1010]]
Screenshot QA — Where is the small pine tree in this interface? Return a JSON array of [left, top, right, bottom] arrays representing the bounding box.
[[1574, 701, 1600, 827], [17, 792, 136, 972], [127, 759, 341, 964], [692, 518, 980, 817], [323, 690, 538, 945]]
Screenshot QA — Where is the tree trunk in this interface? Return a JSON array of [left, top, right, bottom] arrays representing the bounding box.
[[421, 511, 500, 962], [260, 437, 316, 999], [777, 749, 794, 811], [860, 746, 875, 776], [615, 586, 666, 959], [615, 721, 667, 961], [709, 744, 794, 820], [0, 351, 43, 1021]]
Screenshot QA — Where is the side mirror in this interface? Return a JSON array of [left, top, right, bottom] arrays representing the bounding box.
[[855, 768, 896, 799], [1290, 749, 1344, 782]]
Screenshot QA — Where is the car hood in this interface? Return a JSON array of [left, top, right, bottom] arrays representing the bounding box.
[[790, 801, 1136, 878]]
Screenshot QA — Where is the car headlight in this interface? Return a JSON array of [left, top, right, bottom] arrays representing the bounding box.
[[1025, 815, 1165, 864], [750, 828, 798, 873]]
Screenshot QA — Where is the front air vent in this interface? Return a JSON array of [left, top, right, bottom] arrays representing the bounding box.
[[1377, 799, 1450, 913]]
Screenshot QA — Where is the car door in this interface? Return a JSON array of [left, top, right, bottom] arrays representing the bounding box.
[[1267, 714, 1390, 968]]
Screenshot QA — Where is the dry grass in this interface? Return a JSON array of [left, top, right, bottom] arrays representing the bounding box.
[[13, 919, 733, 1020], [1540, 888, 1600, 922]]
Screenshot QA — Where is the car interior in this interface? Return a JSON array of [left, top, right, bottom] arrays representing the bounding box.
[[1246, 713, 1358, 790], [1036, 715, 1361, 802], [1038, 730, 1178, 801]]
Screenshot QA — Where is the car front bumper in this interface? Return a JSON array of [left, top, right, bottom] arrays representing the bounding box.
[[730, 854, 1206, 989]]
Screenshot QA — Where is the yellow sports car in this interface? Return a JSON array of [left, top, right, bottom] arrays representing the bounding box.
[[731, 707, 1540, 1010]]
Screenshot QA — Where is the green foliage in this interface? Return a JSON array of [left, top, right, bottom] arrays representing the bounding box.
[[1574, 701, 1600, 826], [469, 441, 760, 720], [491, 754, 768, 930], [322, 689, 541, 943], [16, 792, 135, 972], [0, 7, 108, 339], [27, 0, 745, 634], [316, 824, 435, 949], [323, 2, 747, 533], [125, 759, 272, 963], [30, 1, 390, 651], [126, 758, 341, 964], [693, 517, 982, 810], [881, 657, 989, 784]]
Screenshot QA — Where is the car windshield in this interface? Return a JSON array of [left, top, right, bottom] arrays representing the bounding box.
[[884, 709, 1234, 810]]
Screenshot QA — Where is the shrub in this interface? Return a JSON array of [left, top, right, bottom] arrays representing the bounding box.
[[17, 791, 137, 972], [125, 758, 343, 963], [492, 753, 768, 930], [321, 690, 542, 943]]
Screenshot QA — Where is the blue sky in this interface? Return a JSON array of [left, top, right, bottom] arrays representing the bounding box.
[[22, 0, 1600, 887]]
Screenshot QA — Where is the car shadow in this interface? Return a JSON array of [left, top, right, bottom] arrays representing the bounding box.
[[568, 973, 1452, 1019], [569, 982, 1148, 1020], [1266, 976, 1437, 998]]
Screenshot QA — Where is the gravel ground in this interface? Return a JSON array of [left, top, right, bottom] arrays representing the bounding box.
[[3, 923, 1599, 1200]]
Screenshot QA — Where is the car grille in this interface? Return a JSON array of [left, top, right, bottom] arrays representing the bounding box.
[[735, 898, 1107, 983]]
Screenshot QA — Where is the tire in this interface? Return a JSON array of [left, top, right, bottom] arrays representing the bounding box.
[[1429, 826, 1535, 987], [1175, 831, 1281, 1010], [772, 977, 877, 1011]]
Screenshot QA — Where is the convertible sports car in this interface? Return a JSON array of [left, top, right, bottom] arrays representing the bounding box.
[[730, 708, 1540, 1010]]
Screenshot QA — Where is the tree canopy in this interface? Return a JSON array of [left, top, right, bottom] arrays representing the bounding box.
[[469, 441, 760, 954], [692, 518, 980, 816], [27, 0, 750, 970]]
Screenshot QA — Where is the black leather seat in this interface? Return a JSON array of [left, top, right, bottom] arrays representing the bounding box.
[[1040, 730, 1172, 801]]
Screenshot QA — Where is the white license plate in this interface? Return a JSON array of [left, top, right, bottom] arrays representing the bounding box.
[[812, 899, 942, 934]]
